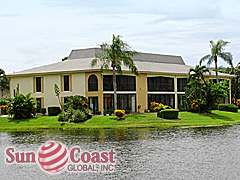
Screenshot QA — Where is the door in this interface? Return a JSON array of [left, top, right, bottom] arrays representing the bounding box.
[[88, 97, 98, 114]]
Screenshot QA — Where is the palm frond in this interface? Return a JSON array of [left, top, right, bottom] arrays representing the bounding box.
[[207, 56, 214, 66], [199, 54, 211, 65], [219, 52, 233, 67]]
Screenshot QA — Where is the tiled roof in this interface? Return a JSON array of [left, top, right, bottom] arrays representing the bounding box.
[[7, 48, 234, 78]]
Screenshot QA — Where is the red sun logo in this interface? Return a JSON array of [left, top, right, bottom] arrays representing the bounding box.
[[38, 141, 69, 173]]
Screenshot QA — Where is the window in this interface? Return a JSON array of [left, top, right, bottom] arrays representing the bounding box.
[[64, 75, 70, 91], [147, 77, 174, 92], [36, 77, 42, 92], [177, 78, 187, 92], [148, 94, 175, 108], [178, 95, 185, 109], [103, 76, 113, 91], [103, 94, 136, 113], [103, 75, 136, 91], [88, 75, 98, 91]]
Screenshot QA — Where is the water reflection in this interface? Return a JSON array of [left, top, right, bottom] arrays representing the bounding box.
[[1, 125, 240, 180]]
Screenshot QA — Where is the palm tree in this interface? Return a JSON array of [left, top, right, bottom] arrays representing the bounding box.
[[91, 34, 139, 110], [188, 65, 209, 85], [0, 69, 9, 99], [200, 40, 233, 83]]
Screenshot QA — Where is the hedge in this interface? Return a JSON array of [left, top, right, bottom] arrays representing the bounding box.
[[157, 109, 179, 119], [218, 104, 238, 113], [48, 107, 61, 116]]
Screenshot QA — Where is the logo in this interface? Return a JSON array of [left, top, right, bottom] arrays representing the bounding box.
[[5, 141, 115, 174], [38, 142, 68, 173]]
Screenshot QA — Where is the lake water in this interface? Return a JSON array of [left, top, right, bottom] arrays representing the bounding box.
[[0, 126, 240, 180]]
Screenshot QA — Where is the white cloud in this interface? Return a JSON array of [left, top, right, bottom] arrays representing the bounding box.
[[1, 0, 240, 74]]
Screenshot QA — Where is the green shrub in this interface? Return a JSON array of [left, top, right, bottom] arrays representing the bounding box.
[[61, 95, 92, 122], [179, 108, 187, 112], [8, 93, 37, 119], [62, 95, 88, 111], [71, 110, 87, 122], [40, 108, 46, 115], [48, 107, 61, 116], [157, 109, 179, 119], [85, 109, 93, 119], [58, 112, 67, 121], [218, 104, 238, 112]]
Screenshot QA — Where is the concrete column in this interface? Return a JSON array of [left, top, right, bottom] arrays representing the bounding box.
[[174, 76, 178, 109], [136, 73, 148, 113]]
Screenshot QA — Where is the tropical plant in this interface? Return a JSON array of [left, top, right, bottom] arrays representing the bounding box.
[[57, 111, 67, 121], [71, 110, 86, 122], [59, 95, 91, 122], [0, 69, 9, 99], [62, 95, 88, 110], [8, 93, 37, 119], [188, 65, 209, 85], [91, 34, 139, 110], [40, 108, 46, 115], [185, 66, 229, 113], [218, 62, 240, 100], [54, 84, 61, 108], [200, 40, 233, 83]]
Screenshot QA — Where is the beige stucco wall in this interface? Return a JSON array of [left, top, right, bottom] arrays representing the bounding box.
[[60, 73, 86, 101], [10, 73, 86, 111], [10, 76, 34, 96]]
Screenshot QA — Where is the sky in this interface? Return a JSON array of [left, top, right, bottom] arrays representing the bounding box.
[[1, 0, 240, 74]]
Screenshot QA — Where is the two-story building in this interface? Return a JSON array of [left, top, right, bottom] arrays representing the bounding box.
[[7, 48, 234, 114]]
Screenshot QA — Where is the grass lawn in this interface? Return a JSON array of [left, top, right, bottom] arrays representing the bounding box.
[[0, 110, 239, 131]]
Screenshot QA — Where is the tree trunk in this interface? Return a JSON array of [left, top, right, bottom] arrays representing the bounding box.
[[215, 56, 219, 83], [113, 67, 117, 110], [57, 96, 61, 109]]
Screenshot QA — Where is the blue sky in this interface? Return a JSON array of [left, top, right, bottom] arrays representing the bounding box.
[[1, 0, 240, 73]]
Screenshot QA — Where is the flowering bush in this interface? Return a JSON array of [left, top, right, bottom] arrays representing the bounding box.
[[190, 99, 206, 112], [236, 99, 240, 108], [1, 105, 8, 115], [114, 110, 125, 118], [150, 101, 159, 110], [154, 104, 171, 112]]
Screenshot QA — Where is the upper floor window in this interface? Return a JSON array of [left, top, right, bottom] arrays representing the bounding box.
[[147, 77, 174, 92], [177, 78, 187, 92], [88, 75, 98, 91], [103, 75, 136, 91], [64, 75, 70, 91], [36, 77, 42, 92]]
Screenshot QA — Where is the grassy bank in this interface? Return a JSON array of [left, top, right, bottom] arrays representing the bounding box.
[[0, 110, 239, 131]]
